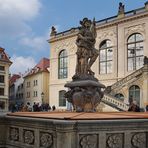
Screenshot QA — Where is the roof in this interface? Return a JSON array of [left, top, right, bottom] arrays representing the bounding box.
[[9, 74, 21, 86], [24, 58, 49, 78], [0, 47, 12, 64]]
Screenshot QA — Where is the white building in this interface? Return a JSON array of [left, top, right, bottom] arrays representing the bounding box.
[[48, 2, 148, 111]]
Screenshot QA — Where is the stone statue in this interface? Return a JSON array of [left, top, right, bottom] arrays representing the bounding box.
[[65, 18, 105, 112], [118, 2, 125, 15], [74, 18, 99, 79], [144, 56, 148, 65], [50, 26, 57, 36]]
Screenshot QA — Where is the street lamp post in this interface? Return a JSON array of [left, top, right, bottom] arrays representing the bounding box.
[[41, 92, 44, 104]]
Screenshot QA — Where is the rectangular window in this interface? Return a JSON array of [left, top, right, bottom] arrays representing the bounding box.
[[128, 58, 135, 71], [27, 92, 30, 98], [0, 88, 4, 96], [0, 66, 5, 71], [107, 61, 113, 73], [100, 62, 106, 74], [33, 91, 38, 97], [27, 82, 30, 88], [136, 56, 144, 70], [0, 75, 4, 83], [59, 91, 66, 107], [33, 80, 38, 86]]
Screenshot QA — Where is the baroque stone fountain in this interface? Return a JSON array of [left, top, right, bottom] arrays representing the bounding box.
[[65, 18, 105, 112]]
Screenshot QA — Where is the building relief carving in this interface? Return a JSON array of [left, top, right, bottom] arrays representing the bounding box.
[[40, 132, 53, 147], [131, 132, 146, 148], [9, 127, 19, 141], [53, 39, 76, 54], [125, 24, 145, 39], [79, 134, 98, 148], [97, 30, 117, 44], [23, 130, 34, 145], [106, 133, 123, 148]]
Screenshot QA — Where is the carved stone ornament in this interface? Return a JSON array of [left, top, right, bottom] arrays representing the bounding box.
[[97, 30, 116, 41], [40, 132, 53, 147], [9, 127, 19, 141], [80, 134, 97, 148], [144, 56, 148, 65], [54, 39, 76, 53], [125, 24, 145, 39], [107, 134, 123, 148], [118, 2, 125, 15], [50, 26, 57, 36], [131, 133, 146, 148], [24, 130, 34, 145]]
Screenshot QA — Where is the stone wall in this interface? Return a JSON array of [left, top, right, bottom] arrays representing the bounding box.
[[0, 114, 148, 148]]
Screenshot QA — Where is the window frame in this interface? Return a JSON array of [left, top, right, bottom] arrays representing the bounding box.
[[127, 33, 144, 71], [58, 50, 68, 79], [99, 40, 113, 74], [59, 90, 66, 107]]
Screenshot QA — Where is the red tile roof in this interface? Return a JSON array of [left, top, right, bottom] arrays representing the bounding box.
[[9, 74, 21, 86], [0, 47, 12, 64], [24, 58, 49, 78], [35, 57, 49, 71]]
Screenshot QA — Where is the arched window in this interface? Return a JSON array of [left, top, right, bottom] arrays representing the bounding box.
[[58, 50, 68, 79], [129, 85, 140, 105], [127, 33, 144, 71], [59, 90, 66, 107], [99, 40, 113, 74], [115, 93, 124, 100]]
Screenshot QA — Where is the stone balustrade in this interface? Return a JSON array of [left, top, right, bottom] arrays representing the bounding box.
[[102, 94, 129, 111], [1, 112, 148, 148], [111, 67, 143, 90]]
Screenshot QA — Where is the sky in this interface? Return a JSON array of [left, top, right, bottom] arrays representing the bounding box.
[[0, 0, 147, 74]]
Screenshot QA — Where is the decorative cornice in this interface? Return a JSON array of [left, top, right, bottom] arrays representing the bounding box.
[[49, 9, 148, 43]]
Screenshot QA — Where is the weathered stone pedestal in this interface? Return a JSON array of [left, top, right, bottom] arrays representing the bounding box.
[[65, 79, 105, 112]]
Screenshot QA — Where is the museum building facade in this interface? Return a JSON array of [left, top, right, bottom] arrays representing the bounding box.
[[48, 2, 148, 110]]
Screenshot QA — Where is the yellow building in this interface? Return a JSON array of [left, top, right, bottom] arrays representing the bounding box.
[[48, 2, 148, 111], [0, 47, 12, 112], [23, 58, 49, 106]]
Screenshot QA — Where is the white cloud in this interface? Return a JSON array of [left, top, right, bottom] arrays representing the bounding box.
[[10, 55, 36, 74], [20, 34, 48, 51], [0, 0, 41, 37]]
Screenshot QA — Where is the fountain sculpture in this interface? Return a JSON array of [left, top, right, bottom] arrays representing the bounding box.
[[65, 18, 105, 112]]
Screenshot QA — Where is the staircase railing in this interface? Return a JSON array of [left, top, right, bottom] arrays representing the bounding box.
[[102, 94, 129, 111], [111, 67, 143, 90]]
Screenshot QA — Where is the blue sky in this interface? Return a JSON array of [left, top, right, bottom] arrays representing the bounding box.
[[0, 0, 147, 74]]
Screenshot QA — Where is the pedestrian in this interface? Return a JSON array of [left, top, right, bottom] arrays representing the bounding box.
[[146, 105, 148, 112], [52, 105, 56, 111], [128, 100, 140, 112]]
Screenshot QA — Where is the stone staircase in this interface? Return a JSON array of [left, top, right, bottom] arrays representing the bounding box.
[[111, 67, 143, 91], [102, 94, 129, 111], [101, 66, 147, 111]]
